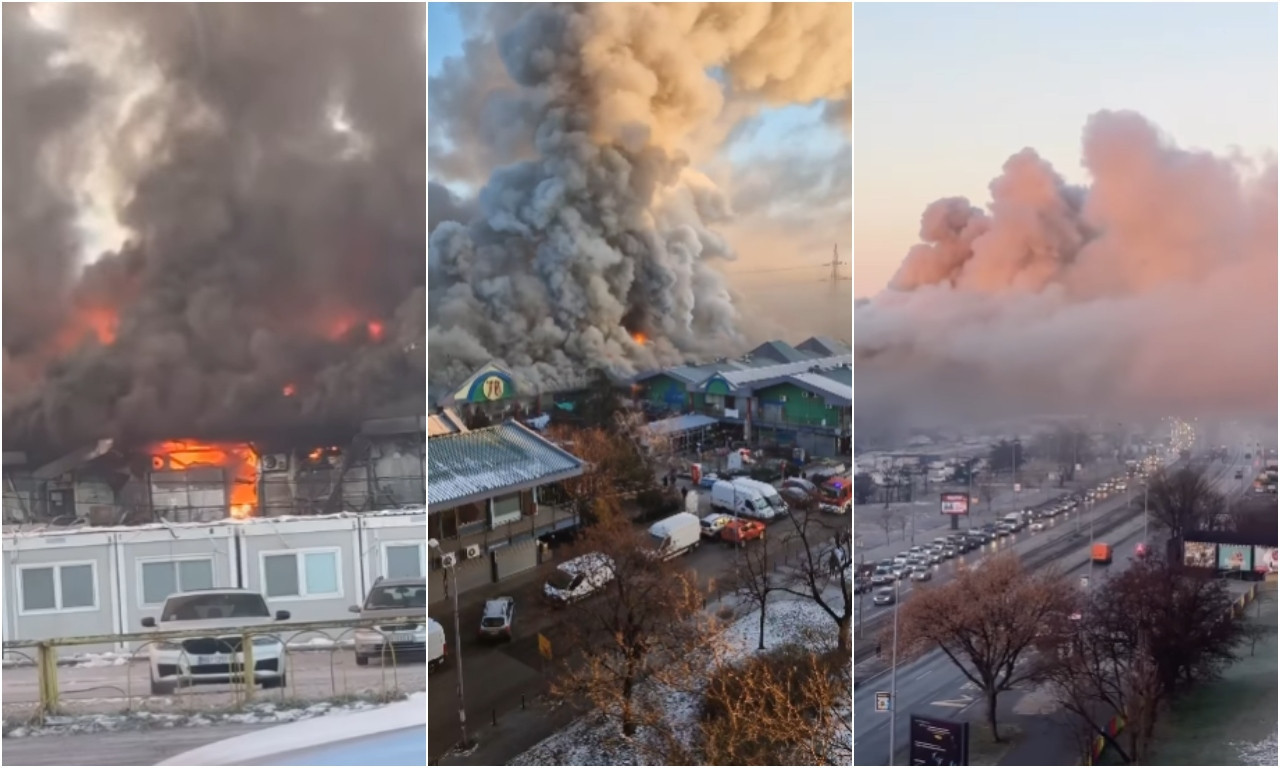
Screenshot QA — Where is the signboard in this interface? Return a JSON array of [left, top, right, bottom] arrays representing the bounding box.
[[940, 492, 970, 516], [537, 633, 552, 661], [1254, 546, 1278, 574], [910, 715, 970, 766], [1218, 543, 1253, 572], [1183, 541, 1217, 569], [1013, 482, 1022, 493], [875, 691, 892, 712], [480, 374, 507, 401]]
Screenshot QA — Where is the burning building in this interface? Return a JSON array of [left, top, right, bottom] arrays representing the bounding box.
[[2, 4, 426, 514], [3, 411, 425, 527]]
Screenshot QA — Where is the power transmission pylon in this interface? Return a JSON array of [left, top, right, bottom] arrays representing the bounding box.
[[822, 244, 852, 288]]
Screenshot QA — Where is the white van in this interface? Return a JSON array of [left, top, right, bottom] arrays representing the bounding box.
[[544, 553, 616, 605], [732, 478, 789, 518], [427, 617, 446, 671], [647, 512, 702, 560], [710, 480, 776, 522]]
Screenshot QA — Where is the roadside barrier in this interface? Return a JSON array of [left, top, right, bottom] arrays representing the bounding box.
[[2, 615, 421, 720]]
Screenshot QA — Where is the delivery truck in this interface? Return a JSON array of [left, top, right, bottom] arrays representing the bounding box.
[[647, 512, 702, 560], [1091, 542, 1112, 565], [710, 480, 776, 522]]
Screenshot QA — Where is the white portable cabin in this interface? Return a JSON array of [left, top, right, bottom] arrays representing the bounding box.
[[3, 527, 117, 654], [3, 508, 426, 657]]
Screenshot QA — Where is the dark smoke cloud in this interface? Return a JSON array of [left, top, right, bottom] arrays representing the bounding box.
[[856, 110, 1277, 435], [3, 4, 425, 456], [428, 3, 851, 391]]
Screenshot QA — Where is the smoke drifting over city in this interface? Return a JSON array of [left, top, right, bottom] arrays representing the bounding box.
[[856, 110, 1278, 436], [3, 4, 426, 455], [429, 3, 851, 391]]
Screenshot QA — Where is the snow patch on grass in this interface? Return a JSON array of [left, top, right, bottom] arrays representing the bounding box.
[[511, 588, 851, 766]]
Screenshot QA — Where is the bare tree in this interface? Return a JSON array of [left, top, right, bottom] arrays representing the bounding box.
[[548, 424, 657, 523], [893, 553, 1076, 742], [1044, 555, 1247, 763], [877, 507, 895, 544], [697, 645, 851, 765], [735, 534, 782, 651], [979, 480, 997, 513], [550, 509, 710, 741], [1146, 465, 1226, 559], [773, 514, 853, 653]]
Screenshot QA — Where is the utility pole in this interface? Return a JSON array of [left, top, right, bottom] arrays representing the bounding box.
[[888, 575, 901, 765]]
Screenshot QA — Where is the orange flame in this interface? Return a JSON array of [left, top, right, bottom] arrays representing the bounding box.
[[631, 331, 647, 345], [54, 306, 119, 351], [282, 383, 297, 397], [367, 320, 384, 341], [150, 440, 259, 519]]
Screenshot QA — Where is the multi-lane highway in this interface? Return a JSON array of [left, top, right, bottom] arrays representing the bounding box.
[[854, 449, 1253, 766]]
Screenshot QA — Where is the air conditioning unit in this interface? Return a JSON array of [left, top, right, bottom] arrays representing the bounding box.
[[438, 552, 457, 568], [465, 544, 482, 560], [261, 454, 289, 472], [151, 455, 170, 471]]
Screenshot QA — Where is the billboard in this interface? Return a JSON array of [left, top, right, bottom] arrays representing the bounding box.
[[940, 492, 970, 516], [910, 715, 970, 766], [1218, 544, 1253, 572], [1254, 546, 1278, 574], [1183, 541, 1217, 569]]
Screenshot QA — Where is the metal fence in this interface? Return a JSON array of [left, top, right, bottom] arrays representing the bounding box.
[[2, 616, 425, 722]]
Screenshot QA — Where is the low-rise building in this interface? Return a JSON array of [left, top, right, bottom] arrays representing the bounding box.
[[427, 421, 585, 604]]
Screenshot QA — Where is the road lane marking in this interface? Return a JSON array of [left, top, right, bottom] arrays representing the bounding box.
[[913, 670, 931, 681], [930, 693, 976, 709]]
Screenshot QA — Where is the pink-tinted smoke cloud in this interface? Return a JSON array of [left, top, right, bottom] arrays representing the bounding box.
[[855, 110, 1277, 433]]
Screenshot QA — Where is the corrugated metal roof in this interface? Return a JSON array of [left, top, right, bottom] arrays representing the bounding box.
[[748, 341, 808, 364], [427, 422, 585, 511], [427, 409, 468, 438], [719, 354, 852, 388], [788, 372, 853, 403], [797, 336, 850, 356], [642, 414, 719, 437]]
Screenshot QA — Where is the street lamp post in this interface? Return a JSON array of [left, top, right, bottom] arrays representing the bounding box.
[[888, 574, 902, 765], [428, 538, 470, 750]]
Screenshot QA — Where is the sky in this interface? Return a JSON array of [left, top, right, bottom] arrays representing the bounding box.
[[427, 3, 853, 342], [854, 2, 1278, 297]]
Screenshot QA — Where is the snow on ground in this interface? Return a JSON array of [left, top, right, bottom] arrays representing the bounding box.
[[1237, 734, 1278, 766], [510, 587, 851, 766], [2, 694, 404, 739]]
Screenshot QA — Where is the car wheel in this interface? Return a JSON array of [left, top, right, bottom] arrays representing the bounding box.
[[355, 653, 369, 666], [263, 672, 287, 690], [150, 672, 176, 696]]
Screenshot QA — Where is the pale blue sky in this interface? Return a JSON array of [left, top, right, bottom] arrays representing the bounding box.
[[855, 2, 1278, 295]]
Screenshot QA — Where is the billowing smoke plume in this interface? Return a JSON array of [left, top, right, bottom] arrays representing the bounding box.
[[3, 4, 425, 456], [429, 3, 851, 390], [856, 110, 1277, 436]]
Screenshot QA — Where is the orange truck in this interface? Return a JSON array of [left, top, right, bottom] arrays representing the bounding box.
[[1091, 542, 1112, 565]]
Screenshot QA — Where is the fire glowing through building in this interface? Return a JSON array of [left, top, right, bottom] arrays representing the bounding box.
[[149, 440, 259, 520]]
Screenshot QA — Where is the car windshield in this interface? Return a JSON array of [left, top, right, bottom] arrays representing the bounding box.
[[820, 485, 841, 501], [364, 584, 426, 610], [162, 593, 269, 622], [481, 616, 506, 627], [547, 569, 577, 590]]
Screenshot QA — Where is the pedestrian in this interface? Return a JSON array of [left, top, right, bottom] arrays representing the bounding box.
[[681, 487, 689, 501], [662, 475, 669, 489], [876, 641, 882, 657]]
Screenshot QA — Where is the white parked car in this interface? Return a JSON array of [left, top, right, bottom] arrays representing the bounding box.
[[141, 589, 291, 696]]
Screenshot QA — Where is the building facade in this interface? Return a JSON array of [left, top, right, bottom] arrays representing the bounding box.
[[427, 421, 585, 604]]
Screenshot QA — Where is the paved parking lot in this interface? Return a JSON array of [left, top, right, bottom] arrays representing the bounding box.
[[2, 649, 425, 718]]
